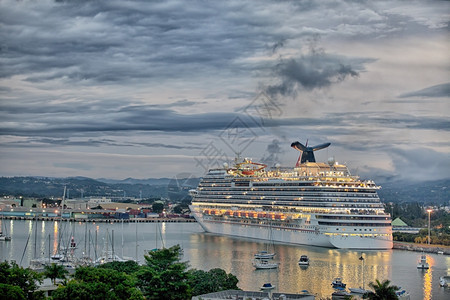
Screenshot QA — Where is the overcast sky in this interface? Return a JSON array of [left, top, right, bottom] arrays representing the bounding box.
[[1, 0, 449, 182]]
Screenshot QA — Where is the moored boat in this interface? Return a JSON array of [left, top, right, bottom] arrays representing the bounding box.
[[298, 255, 309, 266], [331, 278, 346, 289], [189, 140, 393, 250], [253, 259, 278, 269], [395, 287, 411, 300], [0, 215, 11, 241], [349, 287, 369, 294], [332, 290, 352, 299], [439, 276, 450, 287], [0, 233, 11, 241], [416, 253, 429, 269], [260, 283, 275, 290]]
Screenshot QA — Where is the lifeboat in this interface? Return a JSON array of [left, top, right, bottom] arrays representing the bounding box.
[[236, 160, 267, 176]]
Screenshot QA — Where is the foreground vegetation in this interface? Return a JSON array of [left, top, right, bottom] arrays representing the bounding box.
[[0, 245, 238, 300]]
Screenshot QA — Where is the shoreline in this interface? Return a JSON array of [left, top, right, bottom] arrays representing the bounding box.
[[0, 215, 195, 223], [393, 241, 449, 255], [2, 215, 448, 254]]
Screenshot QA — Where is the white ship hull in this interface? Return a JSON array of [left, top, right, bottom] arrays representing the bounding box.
[[191, 211, 392, 250]]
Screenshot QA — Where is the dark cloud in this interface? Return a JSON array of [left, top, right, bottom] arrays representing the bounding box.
[[265, 48, 374, 97], [260, 139, 283, 167], [398, 83, 450, 98], [0, 137, 204, 150]]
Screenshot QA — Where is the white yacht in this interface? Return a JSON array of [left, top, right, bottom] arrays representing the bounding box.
[[416, 253, 429, 269], [189, 141, 393, 249], [252, 259, 278, 269], [298, 255, 309, 266]]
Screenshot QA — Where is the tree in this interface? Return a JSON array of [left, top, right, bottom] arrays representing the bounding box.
[[137, 245, 192, 299], [0, 283, 26, 300], [188, 268, 239, 296], [52, 266, 143, 300], [152, 202, 164, 214], [0, 261, 44, 300], [97, 260, 140, 275], [363, 279, 399, 300], [43, 263, 68, 285]]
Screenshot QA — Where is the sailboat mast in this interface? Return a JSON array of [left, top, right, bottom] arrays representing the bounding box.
[[106, 228, 109, 260], [48, 234, 51, 262], [88, 229, 91, 259], [135, 218, 138, 263], [84, 223, 87, 257], [33, 216, 37, 259], [112, 229, 115, 261], [121, 219, 124, 259]]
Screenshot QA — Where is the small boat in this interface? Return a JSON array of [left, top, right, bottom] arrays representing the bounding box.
[[395, 287, 411, 300], [51, 253, 65, 261], [332, 291, 352, 299], [254, 250, 275, 259], [349, 287, 369, 294], [260, 283, 275, 290], [331, 278, 346, 289], [439, 276, 450, 287], [0, 233, 11, 241], [0, 215, 11, 241], [298, 255, 309, 266], [417, 253, 429, 269], [253, 259, 278, 269]]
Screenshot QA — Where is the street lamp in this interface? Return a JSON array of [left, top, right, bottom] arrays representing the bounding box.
[[359, 254, 365, 291], [427, 209, 432, 245]]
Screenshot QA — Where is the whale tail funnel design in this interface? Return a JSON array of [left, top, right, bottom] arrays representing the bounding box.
[[291, 141, 331, 166]]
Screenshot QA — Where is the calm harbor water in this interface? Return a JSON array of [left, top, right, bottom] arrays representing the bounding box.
[[0, 219, 449, 299]]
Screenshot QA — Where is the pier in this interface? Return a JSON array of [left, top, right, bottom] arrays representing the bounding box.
[[393, 241, 449, 255], [0, 215, 196, 223]]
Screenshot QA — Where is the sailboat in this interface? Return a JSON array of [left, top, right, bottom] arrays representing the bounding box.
[[0, 214, 11, 241], [349, 254, 370, 294], [252, 259, 279, 269], [149, 221, 165, 252], [95, 229, 126, 264], [254, 221, 275, 259]]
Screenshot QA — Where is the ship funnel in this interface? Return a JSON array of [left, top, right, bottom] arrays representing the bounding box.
[[291, 141, 331, 166]]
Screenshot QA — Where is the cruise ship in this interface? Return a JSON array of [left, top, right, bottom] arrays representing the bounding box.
[[189, 141, 393, 249]]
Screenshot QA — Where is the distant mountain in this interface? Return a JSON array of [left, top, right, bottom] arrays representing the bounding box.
[[0, 176, 199, 200], [0, 176, 447, 204], [377, 179, 449, 204]]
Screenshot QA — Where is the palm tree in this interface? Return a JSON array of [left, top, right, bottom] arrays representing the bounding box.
[[363, 279, 399, 299], [43, 263, 69, 285]]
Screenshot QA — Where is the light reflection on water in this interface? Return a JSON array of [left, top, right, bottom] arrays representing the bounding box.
[[0, 220, 449, 299]]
